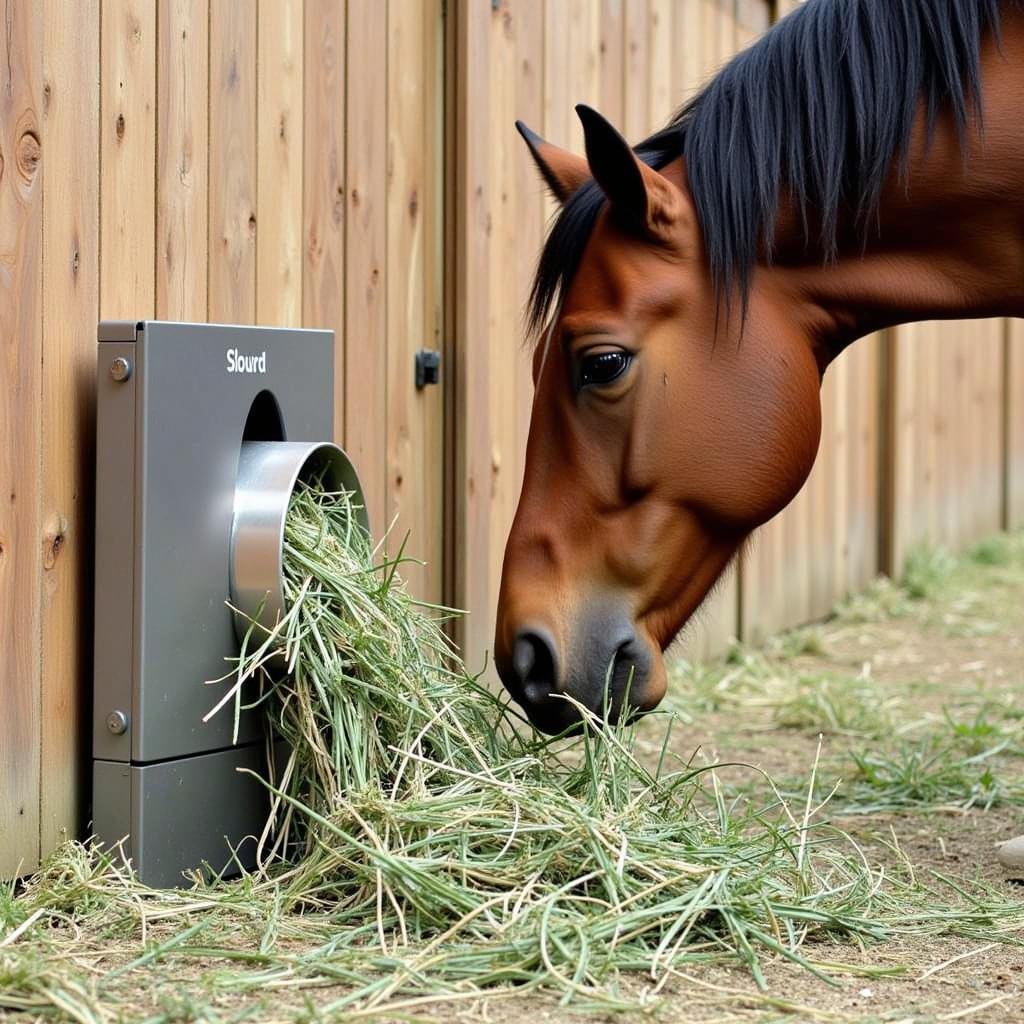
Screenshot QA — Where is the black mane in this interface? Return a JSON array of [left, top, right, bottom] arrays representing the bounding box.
[[528, 0, 1006, 336]]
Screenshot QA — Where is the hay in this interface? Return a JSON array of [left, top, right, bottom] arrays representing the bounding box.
[[3, 484, 1024, 1021]]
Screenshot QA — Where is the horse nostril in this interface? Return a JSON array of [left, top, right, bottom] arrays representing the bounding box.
[[513, 636, 536, 680], [614, 637, 639, 680], [511, 628, 558, 705]]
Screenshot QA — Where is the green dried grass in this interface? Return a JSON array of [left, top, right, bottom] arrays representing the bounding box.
[[3, 486, 1024, 1022]]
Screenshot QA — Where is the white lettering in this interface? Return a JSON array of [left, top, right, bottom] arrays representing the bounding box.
[[225, 348, 268, 375]]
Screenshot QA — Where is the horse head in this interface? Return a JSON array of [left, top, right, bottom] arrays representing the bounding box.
[[494, 106, 823, 734]]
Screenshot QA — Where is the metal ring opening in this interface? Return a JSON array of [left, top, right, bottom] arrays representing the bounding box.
[[230, 441, 369, 645]]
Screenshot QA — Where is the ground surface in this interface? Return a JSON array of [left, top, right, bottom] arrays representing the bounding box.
[[4, 539, 1024, 1023], [636, 541, 1024, 1022], [434, 540, 1024, 1023]]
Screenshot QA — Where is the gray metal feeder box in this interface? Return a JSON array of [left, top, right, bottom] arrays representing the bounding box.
[[91, 320, 366, 888]]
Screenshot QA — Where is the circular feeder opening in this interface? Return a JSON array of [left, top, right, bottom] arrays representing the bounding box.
[[230, 441, 368, 648]]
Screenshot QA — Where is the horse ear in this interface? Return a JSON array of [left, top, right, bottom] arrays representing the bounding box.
[[516, 121, 590, 204], [575, 104, 684, 242]]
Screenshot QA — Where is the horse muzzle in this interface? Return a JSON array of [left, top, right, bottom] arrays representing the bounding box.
[[494, 604, 662, 734]]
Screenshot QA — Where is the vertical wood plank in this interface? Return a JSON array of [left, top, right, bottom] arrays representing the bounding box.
[[1007, 320, 1024, 529], [622, 0, 649, 141], [386, 0, 446, 603], [890, 324, 914, 571], [454, 0, 494, 667], [514, 13, 545, 497], [100, 0, 156, 317], [543, 0, 571, 156], [256, 0, 303, 327], [344, 0, 387, 533], [0, 0, 44, 877], [984, 324, 1005, 537], [541, 0, 571, 235], [940, 325, 958, 544], [422, 0, 447, 606], [648, 0, 673, 129], [598, 0, 626, 127], [463, 0, 545, 660], [979, 322, 1005, 538], [563, 0, 599, 142], [809, 352, 838, 616], [452, 0, 563, 668], [209, 2, 256, 323], [677, 0, 705, 99], [485, 1, 517, 631], [734, 0, 768, 50], [848, 335, 880, 593], [889, 319, 1004, 566], [157, 0, 208, 320], [303, 0, 346, 443], [39, 0, 100, 862]]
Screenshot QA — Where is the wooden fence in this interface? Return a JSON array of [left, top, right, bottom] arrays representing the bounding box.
[[1, 0, 447, 878], [1, 0, 1021, 876]]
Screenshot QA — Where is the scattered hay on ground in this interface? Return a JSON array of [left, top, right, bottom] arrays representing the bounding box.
[[3, 497, 1024, 1022]]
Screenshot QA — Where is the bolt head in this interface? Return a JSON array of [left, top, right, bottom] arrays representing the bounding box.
[[106, 710, 129, 735], [110, 356, 132, 382]]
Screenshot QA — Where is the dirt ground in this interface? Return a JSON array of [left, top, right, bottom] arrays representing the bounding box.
[[4, 542, 1023, 1024], [434, 543, 1024, 1024]]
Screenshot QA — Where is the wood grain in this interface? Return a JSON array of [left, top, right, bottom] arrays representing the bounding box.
[[452, 0, 494, 667], [0, 0, 44, 878], [39, 0, 100, 864], [1007, 320, 1024, 529], [622, 0, 650, 140], [100, 0, 156, 318], [598, 0, 625, 128], [386, 0, 446, 604], [256, 0, 303, 327], [542, 0, 571, 235], [889, 320, 1003, 569], [209, 1, 256, 324], [157, 0, 208, 320], [344, 0, 387, 532], [485, 0, 539, 638], [303, 0, 346, 443], [648, 0, 673, 128]]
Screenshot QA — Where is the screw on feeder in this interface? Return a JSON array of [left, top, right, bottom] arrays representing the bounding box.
[[106, 710, 129, 735], [109, 356, 133, 382]]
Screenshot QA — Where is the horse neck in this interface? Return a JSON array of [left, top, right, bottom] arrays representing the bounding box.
[[772, 10, 1024, 362]]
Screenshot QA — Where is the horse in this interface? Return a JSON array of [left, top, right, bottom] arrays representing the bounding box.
[[493, 0, 1024, 736]]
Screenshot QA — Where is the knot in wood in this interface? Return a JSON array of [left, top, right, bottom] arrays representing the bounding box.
[[42, 514, 68, 570], [16, 128, 41, 181]]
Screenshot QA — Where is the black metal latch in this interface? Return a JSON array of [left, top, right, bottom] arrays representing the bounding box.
[[415, 349, 441, 389]]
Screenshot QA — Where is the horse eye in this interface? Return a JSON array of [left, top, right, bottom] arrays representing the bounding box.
[[578, 350, 630, 389]]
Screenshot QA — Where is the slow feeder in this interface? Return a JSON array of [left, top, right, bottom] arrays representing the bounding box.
[[91, 320, 367, 887]]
